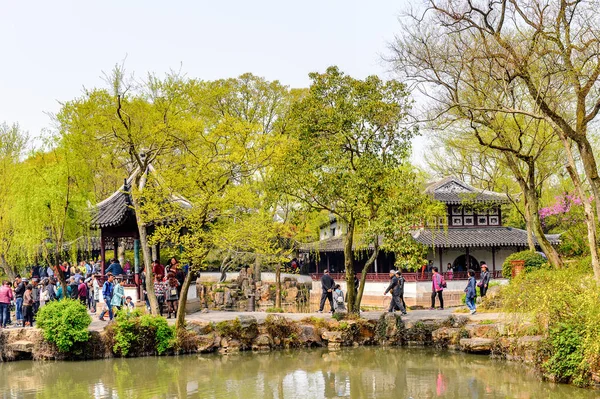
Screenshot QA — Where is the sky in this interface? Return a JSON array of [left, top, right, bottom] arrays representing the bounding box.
[[0, 0, 425, 158]]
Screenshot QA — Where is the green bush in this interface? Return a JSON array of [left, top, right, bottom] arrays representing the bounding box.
[[36, 299, 92, 353], [500, 267, 599, 386], [265, 307, 284, 313], [502, 250, 549, 278], [108, 310, 175, 356]]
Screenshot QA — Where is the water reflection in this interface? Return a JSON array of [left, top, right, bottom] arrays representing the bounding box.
[[0, 348, 596, 398]]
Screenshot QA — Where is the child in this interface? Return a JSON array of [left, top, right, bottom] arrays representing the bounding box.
[[22, 285, 34, 327], [332, 284, 346, 313], [124, 296, 135, 313]]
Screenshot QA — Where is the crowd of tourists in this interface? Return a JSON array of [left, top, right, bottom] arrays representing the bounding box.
[[317, 262, 492, 315]]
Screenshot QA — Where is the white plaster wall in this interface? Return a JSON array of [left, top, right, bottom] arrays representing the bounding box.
[[199, 272, 312, 284], [427, 246, 524, 273], [127, 282, 198, 302]]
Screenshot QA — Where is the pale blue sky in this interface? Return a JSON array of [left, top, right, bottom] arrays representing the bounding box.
[[1, 0, 424, 155]]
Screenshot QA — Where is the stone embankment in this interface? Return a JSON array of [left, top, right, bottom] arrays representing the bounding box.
[[0, 311, 542, 365]]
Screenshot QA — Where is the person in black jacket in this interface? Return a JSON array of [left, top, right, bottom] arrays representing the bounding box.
[[396, 270, 407, 311], [384, 270, 407, 314], [318, 270, 335, 313], [14, 276, 25, 327]]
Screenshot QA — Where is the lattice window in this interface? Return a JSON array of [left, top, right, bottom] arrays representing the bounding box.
[[452, 216, 463, 226], [464, 216, 474, 226]]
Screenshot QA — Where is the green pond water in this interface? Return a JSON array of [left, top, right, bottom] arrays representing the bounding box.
[[0, 347, 597, 398]]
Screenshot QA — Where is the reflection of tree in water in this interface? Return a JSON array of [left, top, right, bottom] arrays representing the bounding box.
[[0, 348, 596, 398]]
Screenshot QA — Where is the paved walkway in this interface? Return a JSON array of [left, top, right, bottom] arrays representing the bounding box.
[[88, 308, 505, 331]]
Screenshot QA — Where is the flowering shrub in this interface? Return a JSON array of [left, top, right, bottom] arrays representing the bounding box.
[[539, 194, 591, 257]]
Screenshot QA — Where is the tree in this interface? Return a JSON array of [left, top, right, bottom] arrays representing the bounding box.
[[275, 66, 441, 313], [0, 123, 27, 278], [144, 74, 293, 331], [389, 1, 600, 272]]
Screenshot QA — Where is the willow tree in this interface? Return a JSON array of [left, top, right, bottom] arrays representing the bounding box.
[[275, 66, 441, 313], [0, 123, 27, 278], [391, 0, 600, 277]]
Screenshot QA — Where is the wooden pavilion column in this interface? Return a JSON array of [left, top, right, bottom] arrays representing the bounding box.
[[100, 235, 106, 275], [466, 247, 470, 269], [113, 237, 118, 262], [492, 247, 496, 275], [439, 247, 443, 270], [134, 238, 141, 299]]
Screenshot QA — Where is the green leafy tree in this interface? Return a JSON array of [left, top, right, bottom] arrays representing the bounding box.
[[274, 66, 442, 313]]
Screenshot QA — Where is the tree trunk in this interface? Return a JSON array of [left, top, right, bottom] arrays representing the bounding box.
[[344, 218, 357, 313], [131, 192, 159, 315], [562, 136, 600, 280], [525, 187, 563, 268], [175, 269, 193, 331], [254, 255, 262, 282], [0, 254, 16, 281], [354, 244, 379, 312], [523, 198, 536, 251], [275, 265, 281, 309], [575, 137, 600, 230]]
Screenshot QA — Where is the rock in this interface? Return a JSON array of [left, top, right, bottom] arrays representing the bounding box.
[[197, 333, 217, 352], [252, 334, 273, 351], [224, 290, 233, 306], [215, 292, 225, 306], [432, 327, 462, 346], [8, 340, 34, 353], [322, 330, 344, 343], [187, 321, 213, 335], [260, 285, 271, 301], [298, 324, 321, 345], [219, 338, 242, 353], [465, 324, 500, 338], [286, 287, 299, 301], [460, 338, 495, 353]]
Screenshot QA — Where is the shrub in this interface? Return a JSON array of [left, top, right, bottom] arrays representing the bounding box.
[[36, 299, 91, 353], [500, 267, 599, 386], [502, 250, 549, 278], [108, 310, 175, 356], [332, 312, 345, 321], [265, 307, 284, 313]]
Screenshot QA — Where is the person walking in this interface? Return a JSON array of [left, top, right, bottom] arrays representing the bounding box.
[[13, 276, 25, 327], [22, 285, 34, 327], [31, 278, 40, 316], [332, 284, 346, 313], [447, 263, 454, 280], [0, 281, 13, 328], [154, 274, 167, 316], [384, 270, 407, 314], [478, 263, 490, 297], [77, 278, 88, 306], [430, 267, 445, 310], [166, 273, 180, 319], [111, 277, 125, 312], [318, 270, 335, 313], [45, 278, 57, 302], [99, 273, 115, 321], [465, 269, 477, 314], [91, 275, 100, 314], [395, 270, 407, 312]]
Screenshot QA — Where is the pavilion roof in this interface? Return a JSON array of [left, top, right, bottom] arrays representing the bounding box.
[[424, 177, 509, 204], [300, 227, 560, 252], [90, 165, 192, 229]]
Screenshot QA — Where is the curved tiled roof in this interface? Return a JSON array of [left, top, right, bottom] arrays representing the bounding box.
[[412, 227, 561, 248], [90, 185, 132, 228], [425, 177, 509, 204]]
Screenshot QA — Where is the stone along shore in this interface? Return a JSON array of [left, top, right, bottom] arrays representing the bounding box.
[[0, 310, 542, 368]]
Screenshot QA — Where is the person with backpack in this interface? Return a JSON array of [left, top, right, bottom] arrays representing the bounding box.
[[332, 284, 346, 313], [430, 266, 446, 310], [99, 273, 115, 321], [464, 269, 477, 315], [67, 277, 79, 300], [384, 270, 407, 314]]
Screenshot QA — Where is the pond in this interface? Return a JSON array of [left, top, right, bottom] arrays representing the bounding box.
[[0, 347, 596, 398]]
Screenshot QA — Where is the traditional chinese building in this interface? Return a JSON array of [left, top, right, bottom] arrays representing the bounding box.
[[303, 176, 560, 281]]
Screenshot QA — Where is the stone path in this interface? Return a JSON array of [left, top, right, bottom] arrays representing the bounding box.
[[88, 308, 505, 331]]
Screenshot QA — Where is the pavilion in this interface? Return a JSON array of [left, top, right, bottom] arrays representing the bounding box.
[[90, 165, 192, 291]]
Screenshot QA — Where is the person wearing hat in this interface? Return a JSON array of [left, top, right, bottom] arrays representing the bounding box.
[[478, 262, 491, 297], [318, 270, 335, 313], [384, 269, 407, 314]]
